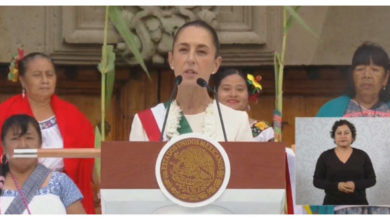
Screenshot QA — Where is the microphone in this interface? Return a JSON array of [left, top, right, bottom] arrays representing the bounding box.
[[160, 75, 183, 141], [196, 78, 228, 142]]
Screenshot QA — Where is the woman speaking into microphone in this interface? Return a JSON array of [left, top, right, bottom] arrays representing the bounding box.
[[129, 20, 253, 142]]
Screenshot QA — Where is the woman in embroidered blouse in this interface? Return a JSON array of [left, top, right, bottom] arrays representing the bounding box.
[[213, 68, 299, 213], [0, 52, 95, 214], [317, 42, 390, 117], [212, 68, 274, 142], [313, 120, 376, 205], [0, 114, 85, 214], [130, 20, 253, 142]]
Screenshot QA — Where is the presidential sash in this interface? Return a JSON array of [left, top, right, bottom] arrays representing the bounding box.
[[137, 102, 193, 141]]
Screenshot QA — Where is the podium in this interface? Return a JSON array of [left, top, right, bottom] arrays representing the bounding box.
[[100, 141, 286, 214]]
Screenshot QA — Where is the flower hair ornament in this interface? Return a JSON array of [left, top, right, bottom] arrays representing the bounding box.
[[8, 48, 25, 83], [247, 73, 262, 102]]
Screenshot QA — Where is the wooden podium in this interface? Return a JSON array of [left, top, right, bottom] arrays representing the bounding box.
[[100, 141, 286, 214]]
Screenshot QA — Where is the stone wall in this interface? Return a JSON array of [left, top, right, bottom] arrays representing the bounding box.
[[1, 6, 390, 65], [285, 6, 390, 65]]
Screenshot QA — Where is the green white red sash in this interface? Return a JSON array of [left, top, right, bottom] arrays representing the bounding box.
[[137, 102, 192, 141]]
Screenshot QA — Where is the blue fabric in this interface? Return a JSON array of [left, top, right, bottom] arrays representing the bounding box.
[[309, 205, 334, 214], [316, 96, 351, 117], [2, 172, 83, 208], [55, 172, 83, 207], [316, 95, 390, 117]]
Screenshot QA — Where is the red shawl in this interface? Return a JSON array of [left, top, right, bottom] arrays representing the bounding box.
[[0, 94, 95, 214]]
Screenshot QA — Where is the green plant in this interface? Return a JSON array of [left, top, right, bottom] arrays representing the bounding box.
[[273, 6, 318, 142], [94, 6, 150, 179]]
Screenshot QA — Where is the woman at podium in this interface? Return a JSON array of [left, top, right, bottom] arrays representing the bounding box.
[[0, 52, 95, 214], [0, 114, 85, 214], [313, 120, 376, 205], [129, 20, 253, 142]]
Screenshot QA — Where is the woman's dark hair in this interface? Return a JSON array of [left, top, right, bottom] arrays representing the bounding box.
[[212, 68, 250, 93], [1, 114, 42, 146], [172, 20, 220, 58], [19, 52, 55, 77], [346, 42, 390, 101], [1, 114, 42, 194], [0, 155, 7, 195], [330, 119, 356, 142]]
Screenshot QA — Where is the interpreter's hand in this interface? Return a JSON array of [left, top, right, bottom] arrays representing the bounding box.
[[337, 182, 349, 193], [338, 181, 355, 194], [344, 181, 355, 193]]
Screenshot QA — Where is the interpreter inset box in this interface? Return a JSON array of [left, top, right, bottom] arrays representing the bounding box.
[[296, 117, 390, 206]]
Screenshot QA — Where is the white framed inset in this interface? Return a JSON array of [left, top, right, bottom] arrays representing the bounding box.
[[296, 117, 390, 206]]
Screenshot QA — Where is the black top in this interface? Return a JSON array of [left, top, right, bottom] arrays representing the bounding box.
[[313, 147, 376, 205]]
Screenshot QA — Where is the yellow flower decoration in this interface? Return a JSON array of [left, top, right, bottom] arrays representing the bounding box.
[[8, 48, 25, 83], [247, 74, 262, 90], [254, 121, 270, 131], [247, 73, 262, 102]]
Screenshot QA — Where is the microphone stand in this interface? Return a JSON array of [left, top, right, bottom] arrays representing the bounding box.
[[196, 78, 228, 142], [160, 75, 182, 141]]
